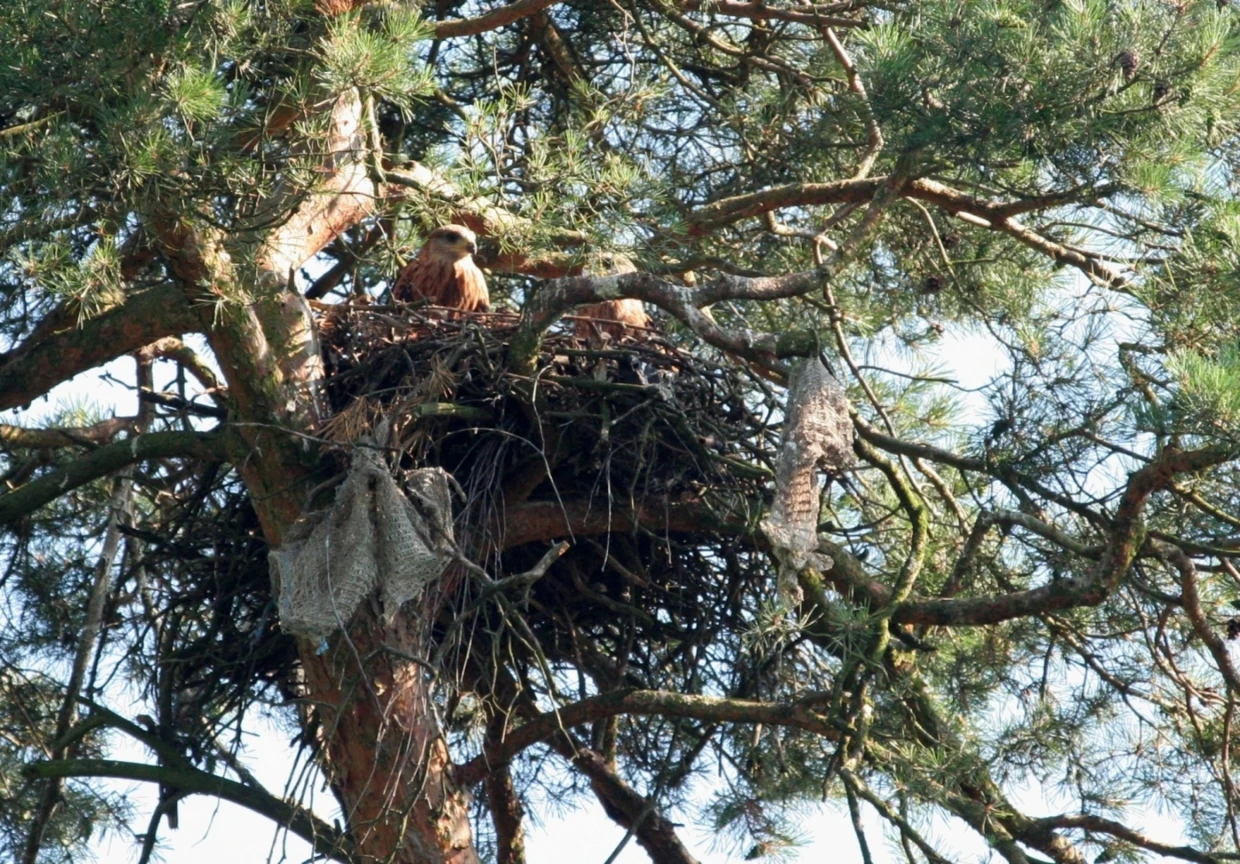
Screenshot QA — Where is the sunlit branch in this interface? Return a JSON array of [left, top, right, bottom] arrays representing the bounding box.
[[0, 285, 199, 414], [434, 0, 563, 38], [685, 176, 1125, 288], [509, 267, 835, 374], [1021, 813, 1240, 864], [674, 0, 866, 28], [1162, 545, 1240, 694], [0, 418, 139, 450]]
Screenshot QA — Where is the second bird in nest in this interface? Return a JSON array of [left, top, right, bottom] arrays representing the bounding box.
[[573, 253, 651, 341], [393, 224, 490, 312]]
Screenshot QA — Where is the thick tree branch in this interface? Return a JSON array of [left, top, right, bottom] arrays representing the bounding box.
[[687, 177, 1109, 235], [560, 744, 700, 864], [463, 667, 701, 864], [0, 431, 222, 526], [456, 688, 834, 786], [134, 336, 221, 396], [686, 177, 881, 233], [258, 92, 375, 281], [674, 0, 865, 28], [509, 268, 833, 373], [150, 216, 317, 537], [1020, 814, 1239, 864], [434, 0, 562, 38], [1162, 545, 1240, 694], [483, 715, 526, 864], [823, 444, 1238, 627], [0, 284, 198, 413], [684, 176, 1124, 287]]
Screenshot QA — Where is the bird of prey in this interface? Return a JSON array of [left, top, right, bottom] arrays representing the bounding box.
[[392, 224, 489, 312], [573, 253, 650, 340]]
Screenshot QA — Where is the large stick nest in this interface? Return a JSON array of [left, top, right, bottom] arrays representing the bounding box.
[[317, 302, 786, 680]]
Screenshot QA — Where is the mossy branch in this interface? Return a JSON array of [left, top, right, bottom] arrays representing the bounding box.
[[509, 268, 835, 375]]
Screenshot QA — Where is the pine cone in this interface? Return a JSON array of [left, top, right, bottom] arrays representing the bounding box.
[[1116, 49, 1139, 82]]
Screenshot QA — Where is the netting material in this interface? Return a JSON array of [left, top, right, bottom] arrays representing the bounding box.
[[760, 358, 854, 606], [269, 441, 455, 642]]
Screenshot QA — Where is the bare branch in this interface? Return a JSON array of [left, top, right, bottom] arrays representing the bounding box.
[[434, 0, 562, 38], [1020, 814, 1238, 864], [0, 418, 138, 450], [1162, 545, 1240, 694], [483, 714, 527, 864], [22, 758, 354, 864], [0, 285, 199, 413], [673, 1, 865, 28], [820, 26, 883, 178], [134, 336, 221, 395], [0, 431, 223, 526], [258, 92, 375, 280], [565, 745, 699, 864], [884, 445, 1236, 625], [684, 176, 1124, 287], [456, 687, 834, 786], [509, 267, 833, 374], [22, 475, 132, 864]]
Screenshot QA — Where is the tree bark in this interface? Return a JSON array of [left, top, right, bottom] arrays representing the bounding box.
[[299, 611, 479, 864]]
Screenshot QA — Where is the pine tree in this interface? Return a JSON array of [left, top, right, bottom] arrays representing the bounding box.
[[4, 1, 1240, 863]]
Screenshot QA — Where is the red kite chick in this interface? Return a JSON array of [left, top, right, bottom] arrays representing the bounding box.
[[573, 254, 649, 339], [573, 299, 651, 340]]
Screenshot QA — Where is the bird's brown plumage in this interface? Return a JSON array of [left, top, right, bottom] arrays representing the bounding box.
[[573, 254, 650, 340], [392, 225, 489, 312], [573, 299, 651, 340]]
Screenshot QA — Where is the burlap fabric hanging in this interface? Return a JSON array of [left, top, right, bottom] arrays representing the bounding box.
[[269, 439, 455, 642]]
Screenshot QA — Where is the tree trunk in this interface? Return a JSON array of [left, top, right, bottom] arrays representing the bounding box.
[[299, 610, 478, 864], [150, 82, 482, 863]]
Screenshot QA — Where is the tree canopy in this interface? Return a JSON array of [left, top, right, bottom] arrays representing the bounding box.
[[4, 1, 1240, 863]]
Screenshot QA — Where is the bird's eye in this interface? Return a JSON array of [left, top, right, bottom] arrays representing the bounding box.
[[441, 232, 460, 243]]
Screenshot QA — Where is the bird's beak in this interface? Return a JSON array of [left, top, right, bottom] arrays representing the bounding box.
[[467, 241, 478, 255]]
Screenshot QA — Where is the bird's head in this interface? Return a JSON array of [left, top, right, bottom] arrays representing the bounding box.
[[425, 224, 479, 260]]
